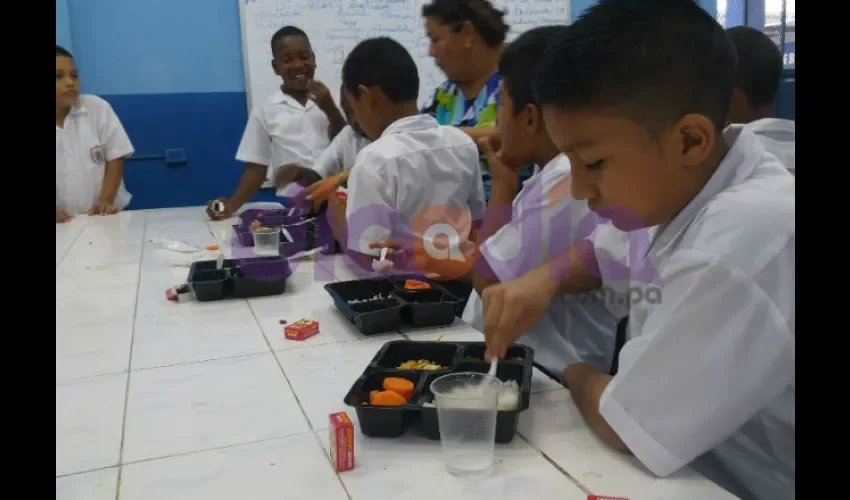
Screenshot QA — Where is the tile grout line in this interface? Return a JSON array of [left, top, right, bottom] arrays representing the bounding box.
[[114, 211, 149, 500], [56, 218, 90, 268], [56, 429, 318, 479], [246, 271, 355, 500]]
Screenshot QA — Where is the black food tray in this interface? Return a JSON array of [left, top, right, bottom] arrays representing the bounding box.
[[324, 277, 463, 335], [343, 340, 534, 443], [187, 257, 290, 301]]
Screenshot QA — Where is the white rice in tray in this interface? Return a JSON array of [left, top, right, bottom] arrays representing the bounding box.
[[422, 379, 520, 411]]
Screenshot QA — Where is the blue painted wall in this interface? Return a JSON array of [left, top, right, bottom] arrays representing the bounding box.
[[56, 0, 73, 51], [59, 0, 724, 210]]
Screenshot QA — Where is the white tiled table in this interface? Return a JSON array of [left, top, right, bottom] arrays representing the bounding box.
[[56, 206, 738, 500]]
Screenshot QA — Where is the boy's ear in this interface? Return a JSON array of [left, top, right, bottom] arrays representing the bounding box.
[[270, 59, 280, 76], [670, 113, 716, 168], [524, 103, 546, 134]]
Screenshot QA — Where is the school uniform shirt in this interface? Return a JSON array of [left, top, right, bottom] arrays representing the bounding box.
[[421, 73, 534, 200], [310, 125, 371, 179], [741, 118, 795, 175], [599, 126, 795, 500], [345, 114, 485, 256], [56, 95, 134, 214], [236, 88, 331, 181], [461, 154, 618, 374]]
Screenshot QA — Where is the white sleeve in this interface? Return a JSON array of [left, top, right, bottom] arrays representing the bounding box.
[[235, 106, 272, 166], [599, 250, 795, 477], [311, 126, 349, 178], [345, 156, 398, 256], [97, 100, 134, 161], [467, 166, 487, 223]]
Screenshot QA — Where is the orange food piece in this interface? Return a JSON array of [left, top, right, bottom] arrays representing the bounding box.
[[205, 245, 220, 251], [369, 390, 406, 406], [383, 377, 415, 400], [404, 279, 431, 290]]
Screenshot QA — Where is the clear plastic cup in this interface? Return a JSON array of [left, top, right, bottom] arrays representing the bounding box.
[[252, 228, 280, 257], [430, 372, 503, 478]]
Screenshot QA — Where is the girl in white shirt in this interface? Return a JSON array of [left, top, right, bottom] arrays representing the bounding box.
[[56, 45, 134, 223]]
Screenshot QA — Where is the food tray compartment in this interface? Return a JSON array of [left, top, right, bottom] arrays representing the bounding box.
[[395, 288, 461, 328], [344, 370, 423, 437], [460, 344, 531, 363], [187, 260, 235, 302], [369, 339, 458, 371], [324, 280, 405, 335], [432, 280, 474, 317], [237, 208, 307, 228], [417, 363, 526, 443], [232, 223, 311, 249], [452, 360, 531, 411], [231, 257, 292, 298], [308, 218, 341, 255]]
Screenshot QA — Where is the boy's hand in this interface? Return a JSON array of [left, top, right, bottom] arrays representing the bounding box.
[[206, 197, 234, 220], [56, 210, 73, 223], [482, 264, 559, 360], [478, 137, 519, 190], [307, 80, 335, 111], [88, 200, 120, 216]]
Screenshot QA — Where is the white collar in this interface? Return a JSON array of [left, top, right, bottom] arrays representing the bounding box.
[[381, 114, 439, 137]]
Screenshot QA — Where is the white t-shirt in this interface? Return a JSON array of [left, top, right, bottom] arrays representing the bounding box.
[[236, 89, 331, 182], [345, 114, 485, 256], [462, 154, 618, 374], [599, 127, 795, 500], [741, 117, 795, 175], [56, 95, 134, 214], [310, 125, 371, 179]]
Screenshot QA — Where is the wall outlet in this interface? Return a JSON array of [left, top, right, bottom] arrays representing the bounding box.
[[164, 148, 188, 166]]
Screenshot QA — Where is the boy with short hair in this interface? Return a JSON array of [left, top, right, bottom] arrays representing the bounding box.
[[336, 37, 485, 270], [56, 45, 134, 222], [462, 26, 618, 376], [726, 25, 795, 174], [207, 26, 346, 219], [481, 1, 794, 498]]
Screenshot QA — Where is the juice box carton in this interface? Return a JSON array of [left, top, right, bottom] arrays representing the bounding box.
[[329, 412, 355, 472], [284, 319, 319, 341]]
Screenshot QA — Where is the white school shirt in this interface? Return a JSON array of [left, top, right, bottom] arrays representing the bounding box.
[[345, 114, 486, 256], [56, 95, 134, 214], [598, 127, 795, 500], [236, 88, 331, 181], [310, 125, 371, 179], [741, 118, 795, 175], [462, 154, 618, 374]]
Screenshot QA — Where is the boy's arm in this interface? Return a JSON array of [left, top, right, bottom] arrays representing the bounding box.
[[93, 99, 135, 213], [575, 251, 794, 477]]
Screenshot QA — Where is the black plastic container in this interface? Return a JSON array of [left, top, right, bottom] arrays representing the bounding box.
[[187, 257, 291, 301], [325, 277, 462, 334], [343, 340, 534, 443], [432, 280, 474, 317], [323, 280, 406, 335]]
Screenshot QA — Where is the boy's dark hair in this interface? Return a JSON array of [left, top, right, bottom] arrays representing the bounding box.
[[499, 25, 568, 115], [533, 0, 736, 132], [342, 37, 419, 102], [56, 45, 73, 58], [726, 26, 783, 109], [422, 0, 509, 48], [270, 26, 309, 57]]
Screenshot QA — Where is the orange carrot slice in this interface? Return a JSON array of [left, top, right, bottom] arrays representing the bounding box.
[[383, 377, 415, 401], [404, 279, 431, 290], [369, 390, 406, 406]]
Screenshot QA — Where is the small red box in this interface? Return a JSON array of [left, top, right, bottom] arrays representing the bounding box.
[[329, 412, 355, 472], [284, 319, 319, 341], [588, 496, 630, 500]]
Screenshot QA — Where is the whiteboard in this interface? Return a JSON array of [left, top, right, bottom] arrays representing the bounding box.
[[238, 0, 570, 112]]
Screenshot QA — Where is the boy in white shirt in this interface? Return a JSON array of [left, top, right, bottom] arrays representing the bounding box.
[[333, 37, 485, 272], [56, 45, 134, 222], [207, 26, 346, 219], [275, 85, 371, 196], [481, 1, 794, 498], [726, 26, 795, 174], [462, 26, 618, 376]]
